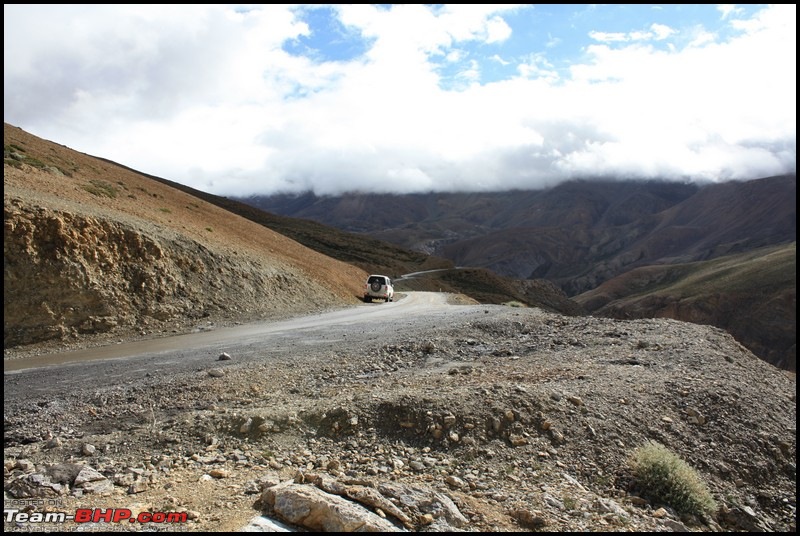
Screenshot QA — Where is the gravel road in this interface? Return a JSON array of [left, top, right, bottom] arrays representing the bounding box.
[[4, 292, 472, 396], [3, 292, 796, 532]]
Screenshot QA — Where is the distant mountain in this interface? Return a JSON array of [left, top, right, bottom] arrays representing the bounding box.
[[242, 176, 795, 294], [240, 176, 796, 370]]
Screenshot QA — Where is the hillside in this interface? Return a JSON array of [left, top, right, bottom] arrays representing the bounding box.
[[242, 178, 796, 292], [88, 154, 581, 317], [575, 243, 797, 371], [3, 123, 367, 350]]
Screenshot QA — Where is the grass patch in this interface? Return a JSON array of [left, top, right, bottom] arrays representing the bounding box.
[[4, 157, 23, 169], [4, 144, 49, 170], [562, 496, 578, 511], [5, 143, 26, 153], [82, 179, 118, 198], [630, 441, 717, 518]]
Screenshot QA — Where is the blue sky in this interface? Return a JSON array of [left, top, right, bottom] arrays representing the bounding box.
[[4, 4, 796, 195]]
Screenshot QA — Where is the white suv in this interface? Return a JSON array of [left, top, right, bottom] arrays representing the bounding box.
[[363, 275, 394, 303]]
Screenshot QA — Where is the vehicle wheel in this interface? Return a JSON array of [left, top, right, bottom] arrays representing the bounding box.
[[364, 296, 371, 303]]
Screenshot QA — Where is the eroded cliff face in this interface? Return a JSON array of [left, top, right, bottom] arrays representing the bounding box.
[[4, 198, 338, 347]]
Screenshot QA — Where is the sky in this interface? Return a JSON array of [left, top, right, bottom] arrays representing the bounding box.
[[3, 4, 797, 196]]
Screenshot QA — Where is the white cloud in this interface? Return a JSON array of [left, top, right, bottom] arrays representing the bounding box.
[[590, 23, 676, 44], [3, 4, 795, 196], [589, 31, 630, 43], [717, 4, 744, 20], [650, 23, 675, 40], [485, 15, 513, 43], [490, 54, 511, 66], [516, 54, 559, 83]]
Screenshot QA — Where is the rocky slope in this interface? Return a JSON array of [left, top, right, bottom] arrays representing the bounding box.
[[3, 304, 796, 532]]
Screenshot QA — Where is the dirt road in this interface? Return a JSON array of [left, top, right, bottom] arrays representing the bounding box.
[[3, 291, 467, 393]]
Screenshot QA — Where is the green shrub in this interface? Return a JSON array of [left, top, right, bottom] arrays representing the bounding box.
[[82, 179, 118, 198], [630, 441, 717, 517], [4, 157, 23, 169]]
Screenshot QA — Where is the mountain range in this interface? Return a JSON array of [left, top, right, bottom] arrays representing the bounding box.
[[240, 176, 796, 371]]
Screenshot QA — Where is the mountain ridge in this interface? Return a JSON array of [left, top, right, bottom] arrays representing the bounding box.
[[240, 175, 795, 287], [239, 175, 796, 371]]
